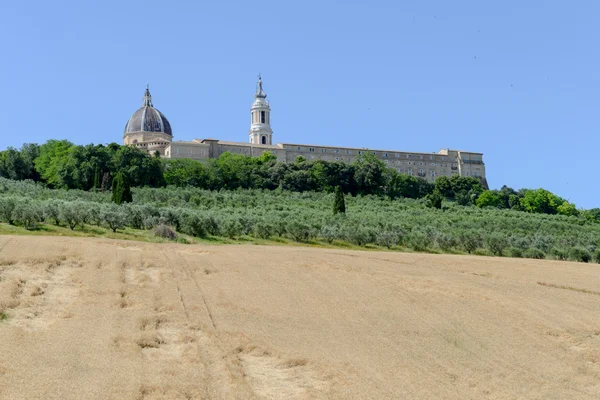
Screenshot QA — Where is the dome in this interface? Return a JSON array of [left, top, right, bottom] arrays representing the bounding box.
[[124, 86, 172, 136]]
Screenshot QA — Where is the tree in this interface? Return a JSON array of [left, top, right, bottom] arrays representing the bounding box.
[[333, 186, 346, 214], [458, 230, 483, 254], [557, 201, 578, 217], [101, 205, 127, 232], [425, 190, 443, 209], [111, 172, 133, 205], [476, 190, 502, 208], [520, 189, 562, 214], [434, 175, 453, 198], [353, 152, 386, 195]]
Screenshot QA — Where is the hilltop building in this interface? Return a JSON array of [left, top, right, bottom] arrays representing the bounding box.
[[123, 78, 486, 183]]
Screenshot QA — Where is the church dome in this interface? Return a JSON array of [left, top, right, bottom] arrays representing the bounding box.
[[124, 86, 172, 136]]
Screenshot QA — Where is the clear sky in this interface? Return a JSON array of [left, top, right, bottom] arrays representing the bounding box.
[[0, 1, 598, 207]]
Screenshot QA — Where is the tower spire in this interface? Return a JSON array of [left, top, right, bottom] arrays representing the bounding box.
[[255, 74, 267, 99], [143, 84, 153, 107]]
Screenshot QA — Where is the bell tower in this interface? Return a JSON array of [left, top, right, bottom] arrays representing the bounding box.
[[249, 75, 273, 145]]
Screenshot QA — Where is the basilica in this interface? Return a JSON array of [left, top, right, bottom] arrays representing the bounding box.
[[123, 78, 486, 184]]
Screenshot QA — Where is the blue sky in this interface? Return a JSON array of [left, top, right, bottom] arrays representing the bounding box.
[[1, 1, 598, 207]]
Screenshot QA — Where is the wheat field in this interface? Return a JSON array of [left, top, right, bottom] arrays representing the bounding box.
[[0, 235, 598, 399]]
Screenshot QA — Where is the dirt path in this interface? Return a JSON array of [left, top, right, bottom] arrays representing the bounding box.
[[0, 236, 599, 399]]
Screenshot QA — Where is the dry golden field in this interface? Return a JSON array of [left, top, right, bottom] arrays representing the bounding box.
[[0, 235, 599, 399]]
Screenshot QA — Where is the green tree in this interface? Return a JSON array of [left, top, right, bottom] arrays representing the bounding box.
[[333, 186, 346, 214], [476, 190, 502, 208], [556, 201, 578, 216], [520, 189, 562, 214], [425, 190, 443, 209], [434, 175, 453, 198], [111, 172, 133, 205], [353, 152, 386, 195]]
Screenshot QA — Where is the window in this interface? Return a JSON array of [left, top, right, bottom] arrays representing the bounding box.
[[309, 148, 315, 152], [431, 170, 435, 177], [297, 146, 301, 150], [384, 153, 388, 157], [408, 169, 413, 175], [419, 155, 423, 160], [358, 151, 363, 155], [188, 149, 192, 155], [465, 171, 470, 176], [395, 153, 399, 158], [335, 157, 340, 160], [419, 169, 424, 174], [430, 156, 433, 160], [261, 136, 267, 144], [261, 111, 266, 123], [321, 148, 326, 152], [346, 150, 351, 154], [335, 149, 340, 153]]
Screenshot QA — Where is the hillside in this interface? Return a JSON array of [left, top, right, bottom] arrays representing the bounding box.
[[0, 235, 598, 399]]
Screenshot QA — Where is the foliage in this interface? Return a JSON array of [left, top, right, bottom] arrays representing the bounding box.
[[486, 232, 508, 256], [333, 186, 346, 214], [425, 190, 443, 209], [111, 172, 133, 205], [153, 224, 177, 240], [569, 247, 591, 263], [476, 190, 502, 208], [523, 248, 546, 259]]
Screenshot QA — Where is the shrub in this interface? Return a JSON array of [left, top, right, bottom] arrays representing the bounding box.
[[222, 219, 243, 239], [42, 200, 62, 226], [523, 248, 546, 259], [425, 190, 443, 209], [143, 216, 159, 230], [12, 202, 42, 230], [376, 231, 400, 249], [343, 226, 375, 246], [569, 247, 591, 263], [531, 233, 555, 253], [320, 225, 340, 244], [593, 248, 600, 263], [0, 197, 17, 224], [101, 205, 127, 232], [406, 228, 432, 251], [510, 235, 530, 251], [549, 247, 569, 261], [180, 212, 207, 238], [59, 202, 84, 230], [287, 221, 311, 242], [486, 233, 509, 256], [436, 233, 456, 251], [153, 224, 177, 240], [508, 247, 523, 258], [458, 230, 483, 254], [253, 221, 274, 239]]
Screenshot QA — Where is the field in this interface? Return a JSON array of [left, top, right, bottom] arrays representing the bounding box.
[[0, 235, 599, 399]]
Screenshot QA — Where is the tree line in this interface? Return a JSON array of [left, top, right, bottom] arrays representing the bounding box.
[[0, 140, 594, 220]]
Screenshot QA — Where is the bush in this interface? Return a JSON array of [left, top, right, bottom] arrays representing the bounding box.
[[320, 225, 340, 244], [153, 224, 177, 240], [344, 226, 375, 246], [458, 230, 482, 254], [253, 221, 274, 239], [523, 248, 546, 259], [59, 202, 84, 230], [486, 233, 509, 256], [101, 205, 127, 232], [531, 233, 555, 253], [406, 228, 432, 251], [42, 200, 62, 226], [287, 221, 311, 242], [436, 233, 456, 251], [0, 197, 17, 224], [508, 247, 523, 258], [12, 202, 42, 230], [549, 247, 569, 261], [333, 186, 346, 214], [222, 219, 243, 239], [594, 248, 600, 263], [569, 247, 591, 263], [376, 231, 400, 249]]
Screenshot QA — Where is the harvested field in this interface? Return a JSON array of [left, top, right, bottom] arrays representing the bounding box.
[[0, 235, 598, 399]]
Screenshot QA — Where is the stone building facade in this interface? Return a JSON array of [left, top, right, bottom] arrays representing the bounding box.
[[123, 78, 486, 183]]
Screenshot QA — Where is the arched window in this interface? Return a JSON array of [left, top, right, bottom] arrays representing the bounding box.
[[261, 136, 267, 144], [261, 111, 266, 123]]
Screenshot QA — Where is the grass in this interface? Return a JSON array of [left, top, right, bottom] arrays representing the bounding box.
[[0, 312, 8, 322]]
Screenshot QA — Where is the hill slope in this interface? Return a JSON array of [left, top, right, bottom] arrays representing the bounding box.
[[0, 236, 598, 399]]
